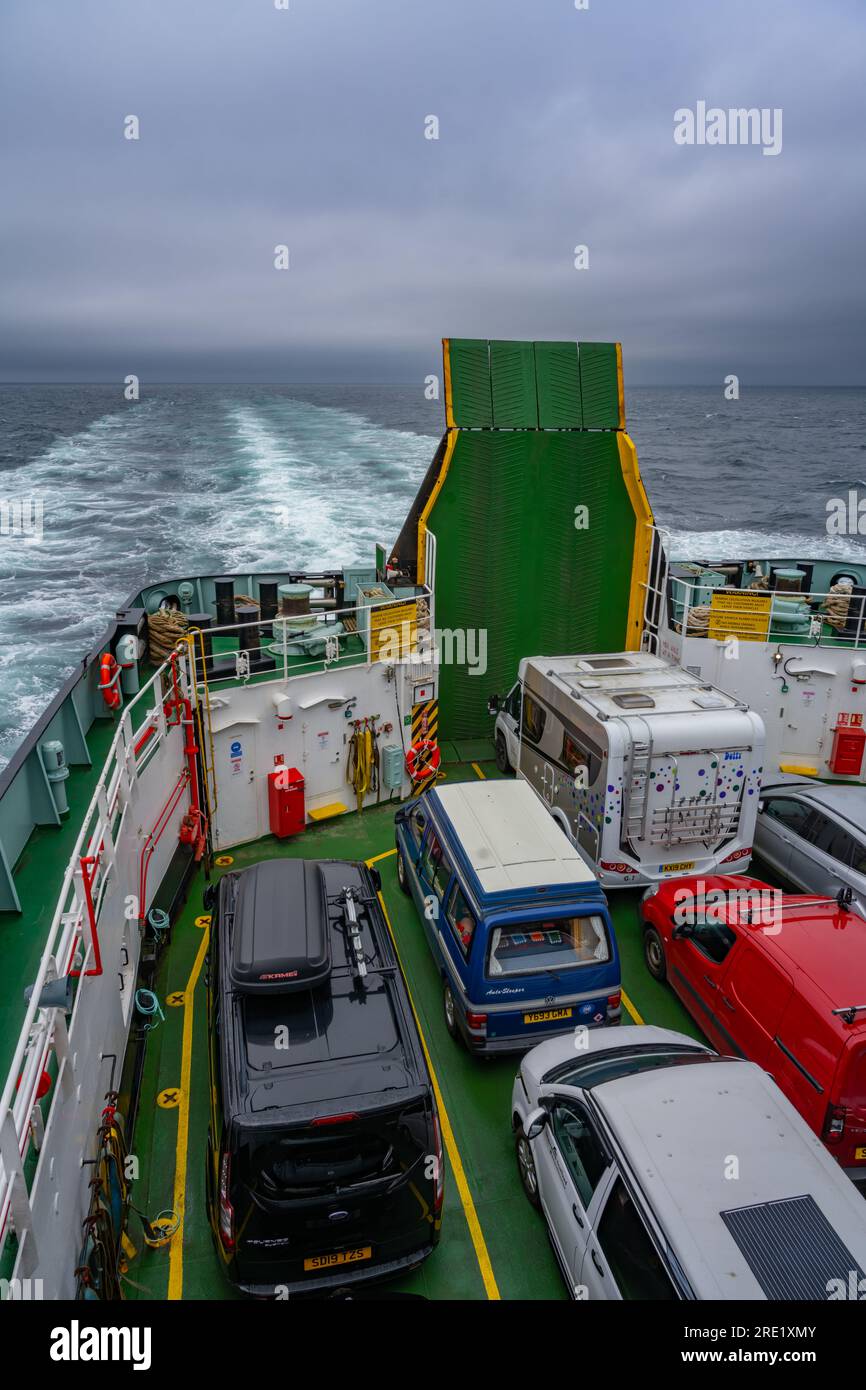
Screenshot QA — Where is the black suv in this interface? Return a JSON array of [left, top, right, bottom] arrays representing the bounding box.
[[205, 857, 443, 1295]]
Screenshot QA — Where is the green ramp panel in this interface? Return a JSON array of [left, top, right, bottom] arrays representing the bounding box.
[[490, 340, 538, 428], [578, 341, 621, 429], [448, 339, 493, 427], [432, 430, 636, 739], [534, 341, 582, 428]]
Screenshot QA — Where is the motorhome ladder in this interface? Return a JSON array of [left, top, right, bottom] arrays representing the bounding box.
[[625, 737, 652, 843]]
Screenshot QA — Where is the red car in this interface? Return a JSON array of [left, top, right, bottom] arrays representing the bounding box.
[[640, 873, 866, 1179]]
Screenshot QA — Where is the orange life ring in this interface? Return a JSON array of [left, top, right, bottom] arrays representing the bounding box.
[[406, 738, 440, 781], [99, 653, 122, 710]]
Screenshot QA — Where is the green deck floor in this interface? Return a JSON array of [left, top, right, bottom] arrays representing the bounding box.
[[124, 745, 702, 1302]]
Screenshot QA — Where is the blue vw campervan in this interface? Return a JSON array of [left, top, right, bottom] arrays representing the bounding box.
[[395, 780, 621, 1054]]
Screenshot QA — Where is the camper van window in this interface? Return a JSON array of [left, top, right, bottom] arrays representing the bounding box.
[[445, 882, 476, 957], [562, 730, 600, 785], [505, 684, 521, 721], [420, 832, 453, 899], [487, 914, 610, 977], [522, 692, 546, 744]]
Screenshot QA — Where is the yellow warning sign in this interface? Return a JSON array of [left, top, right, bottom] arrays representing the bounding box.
[[708, 590, 772, 642], [370, 600, 418, 663]]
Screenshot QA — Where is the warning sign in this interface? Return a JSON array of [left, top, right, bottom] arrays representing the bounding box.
[[708, 590, 772, 642], [370, 600, 418, 662]]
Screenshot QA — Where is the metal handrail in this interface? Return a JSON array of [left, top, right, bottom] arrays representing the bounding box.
[[0, 652, 189, 1257]]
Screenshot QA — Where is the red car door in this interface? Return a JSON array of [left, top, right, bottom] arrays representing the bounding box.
[[665, 908, 744, 1057], [719, 940, 794, 1073]]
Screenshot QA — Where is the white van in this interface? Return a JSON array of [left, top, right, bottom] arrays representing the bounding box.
[[490, 651, 765, 889]]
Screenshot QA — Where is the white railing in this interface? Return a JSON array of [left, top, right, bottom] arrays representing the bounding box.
[[0, 648, 193, 1280], [642, 553, 866, 649], [187, 585, 434, 691]]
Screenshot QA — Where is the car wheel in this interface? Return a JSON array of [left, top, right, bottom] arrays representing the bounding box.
[[495, 732, 512, 775], [643, 925, 667, 982], [396, 847, 411, 895], [443, 983, 460, 1042], [515, 1126, 541, 1209]]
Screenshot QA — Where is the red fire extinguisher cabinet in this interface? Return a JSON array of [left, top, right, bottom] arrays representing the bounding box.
[[268, 767, 305, 837], [828, 726, 866, 778]]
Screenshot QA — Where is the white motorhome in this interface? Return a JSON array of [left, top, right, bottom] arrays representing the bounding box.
[[491, 651, 765, 889]]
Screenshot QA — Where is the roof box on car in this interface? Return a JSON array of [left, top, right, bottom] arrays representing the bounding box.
[[230, 859, 331, 994]]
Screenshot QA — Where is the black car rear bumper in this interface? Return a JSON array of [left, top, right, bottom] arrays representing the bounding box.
[[235, 1242, 437, 1298]]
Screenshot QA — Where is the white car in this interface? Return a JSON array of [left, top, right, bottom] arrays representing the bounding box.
[[511, 1025, 866, 1301]]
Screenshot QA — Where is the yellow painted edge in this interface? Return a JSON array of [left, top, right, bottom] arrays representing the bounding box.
[[617, 431, 655, 652], [168, 924, 210, 1299], [443, 337, 455, 430], [417, 427, 458, 583], [779, 763, 819, 777], [615, 342, 626, 430], [621, 989, 645, 1026], [370, 874, 501, 1300], [471, 762, 487, 780], [367, 847, 398, 865]]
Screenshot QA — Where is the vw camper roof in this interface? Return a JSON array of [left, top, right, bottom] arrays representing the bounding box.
[[429, 780, 600, 906], [521, 651, 744, 721]]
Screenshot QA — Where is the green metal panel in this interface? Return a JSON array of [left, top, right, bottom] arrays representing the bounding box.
[[431, 430, 636, 738], [578, 341, 620, 429], [447, 339, 493, 427], [490, 340, 538, 428], [534, 341, 582, 428]]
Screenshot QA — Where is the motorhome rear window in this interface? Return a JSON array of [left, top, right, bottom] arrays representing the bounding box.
[[487, 914, 610, 978]]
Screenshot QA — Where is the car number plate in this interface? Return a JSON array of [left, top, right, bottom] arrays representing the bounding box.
[[304, 1247, 372, 1271], [663, 861, 695, 873], [855, 1147, 866, 1161], [524, 1007, 573, 1025]]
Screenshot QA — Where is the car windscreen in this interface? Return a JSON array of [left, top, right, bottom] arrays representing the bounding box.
[[545, 1045, 715, 1089], [487, 913, 610, 978], [239, 1098, 431, 1200]]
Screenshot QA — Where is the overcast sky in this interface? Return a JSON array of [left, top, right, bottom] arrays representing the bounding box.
[[0, 0, 863, 384]]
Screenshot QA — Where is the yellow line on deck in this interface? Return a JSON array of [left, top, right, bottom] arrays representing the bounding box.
[[366, 848, 398, 865], [622, 989, 645, 1026], [370, 872, 501, 1301], [471, 762, 486, 780], [167, 924, 210, 1300]]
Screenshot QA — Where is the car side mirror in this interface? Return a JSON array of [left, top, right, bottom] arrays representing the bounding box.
[[487, 694, 501, 716], [671, 922, 693, 941], [523, 1107, 548, 1141], [757, 800, 765, 814], [203, 883, 216, 911], [368, 866, 382, 894]]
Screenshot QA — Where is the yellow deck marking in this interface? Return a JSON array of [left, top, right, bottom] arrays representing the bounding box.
[[158, 1088, 181, 1109], [194, 913, 211, 929], [167, 991, 185, 1007], [471, 762, 486, 780], [168, 924, 210, 1300], [370, 873, 501, 1301], [366, 848, 397, 865], [622, 990, 644, 1026], [215, 855, 233, 866]]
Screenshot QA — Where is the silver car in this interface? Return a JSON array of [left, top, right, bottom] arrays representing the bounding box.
[[754, 782, 866, 916], [511, 1026, 866, 1301]]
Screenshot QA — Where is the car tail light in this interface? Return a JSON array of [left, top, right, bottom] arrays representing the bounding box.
[[607, 992, 621, 1012], [600, 861, 632, 874], [721, 846, 752, 864], [431, 1110, 445, 1215], [218, 1152, 235, 1251], [823, 1103, 847, 1142], [311, 1112, 359, 1126], [465, 1011, 487, 1032]]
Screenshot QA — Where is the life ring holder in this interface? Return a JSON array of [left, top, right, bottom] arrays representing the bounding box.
[[405, 738, 441, 781]]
